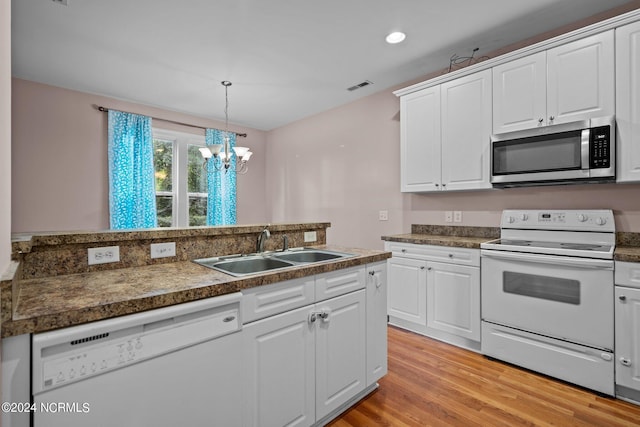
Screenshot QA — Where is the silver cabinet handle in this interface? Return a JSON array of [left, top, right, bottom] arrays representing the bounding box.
[[619, 295, 627, 302], [420, 266, 425, 270], [427, 267, 432, 271], [620, 357, 631, 367], [308, 312, 318, 323], [319, 309, 330, 322], [538, 118, 544, 123], [435, 183, 440, 187], [549, 115, 555, 121], [369, 270, 375, 276], [401, 249, 407, 253], [448, 254, 453, 258], [442, 183, 447, 188]]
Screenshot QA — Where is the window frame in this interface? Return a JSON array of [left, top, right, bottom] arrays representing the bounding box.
[[153, 128, 207, 227]]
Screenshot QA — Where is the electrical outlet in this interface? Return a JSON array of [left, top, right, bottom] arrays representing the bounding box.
[[445, 211, 453, 223], [379, 210, 389, 221], [151, 242, 176, 259], [88, 246, 120, 265], [304, 231, 317, 243], [454, 211, 463, 223]]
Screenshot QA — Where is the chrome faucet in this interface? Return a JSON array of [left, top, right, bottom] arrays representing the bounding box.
[[257, 225, 271, 253], [282, 235, 289, 252]]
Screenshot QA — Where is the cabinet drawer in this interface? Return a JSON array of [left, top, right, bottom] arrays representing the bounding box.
[[385, 242, 480, 266], [316, 266, 366, 302], [242, 277, 315, 323], [616, 261, 640, 289]]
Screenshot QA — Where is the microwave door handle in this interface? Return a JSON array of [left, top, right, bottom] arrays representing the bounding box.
[[581, 129, 590, 170], [482, 250, 613, 270]]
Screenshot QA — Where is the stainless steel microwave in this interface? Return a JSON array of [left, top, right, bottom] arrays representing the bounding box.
[[490, 116, 615, 187]]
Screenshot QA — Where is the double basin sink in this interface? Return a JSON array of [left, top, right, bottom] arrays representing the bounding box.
[[193, 248, 354, 277]]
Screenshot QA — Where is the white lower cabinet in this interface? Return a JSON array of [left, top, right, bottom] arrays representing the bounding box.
[[385, 242, 481, 352], [615, 261, 640, 404], [242, 264, 385, 427], [427, 261, 480, 342]]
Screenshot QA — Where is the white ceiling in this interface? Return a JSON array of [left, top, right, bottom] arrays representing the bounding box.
[[11, 0, 634, 130]]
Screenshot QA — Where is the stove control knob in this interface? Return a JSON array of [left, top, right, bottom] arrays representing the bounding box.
[[520, 214, 528, 221], [506, 216, 515, 224], [577, 214, 588, 222], [596, 217, 606, 226]]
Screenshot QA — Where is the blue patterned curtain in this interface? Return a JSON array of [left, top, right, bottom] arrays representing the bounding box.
[[108, 111, 158, 229], [205, 129, 237, 225]]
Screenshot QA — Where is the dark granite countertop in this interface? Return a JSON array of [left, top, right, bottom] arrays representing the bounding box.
[[1, 245, 390, 338]]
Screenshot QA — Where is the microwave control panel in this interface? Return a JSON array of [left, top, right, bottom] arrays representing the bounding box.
[[590, 126, 610, 169]]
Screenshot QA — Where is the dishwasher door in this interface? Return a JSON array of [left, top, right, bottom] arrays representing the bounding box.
[[32, 293, 243, 427]]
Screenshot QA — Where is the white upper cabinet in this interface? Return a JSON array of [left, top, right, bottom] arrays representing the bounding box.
[[441, 69, 492, 191], [492, 30, 614, 134], [492, 52, 547, 134], [616, 20, 640, 183], [547, 30, 614, 124], [400, 86, 441, 192], [399, 70, 491, 193]]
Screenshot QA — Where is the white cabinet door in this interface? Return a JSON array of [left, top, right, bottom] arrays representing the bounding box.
[[547, 30, 614, 125], [366, 262, 387, 385], [616, 21, 640, 183], [400, 87, 441, 192], [315, 290, 366, 421], [426, 262, 480, 341], [243, 305, 316, 427], [387, 256, 427, 328], [615, 286, 640, 393], [492, 51, 547, 133], [441, 69, 492, 191]]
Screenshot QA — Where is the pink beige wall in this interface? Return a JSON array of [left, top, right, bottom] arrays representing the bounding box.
[[266, 3, 640, 250], [11, 79, 268, 232], [1, 0, 11, 273]]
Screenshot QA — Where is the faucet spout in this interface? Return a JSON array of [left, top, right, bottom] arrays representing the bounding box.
[[257, 225, 271, 253]]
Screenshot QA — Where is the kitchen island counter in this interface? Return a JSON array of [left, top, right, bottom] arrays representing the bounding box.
[[2, 245, 389, 337]]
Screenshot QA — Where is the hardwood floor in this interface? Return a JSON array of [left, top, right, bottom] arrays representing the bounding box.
[[329, 326, 640, 426]]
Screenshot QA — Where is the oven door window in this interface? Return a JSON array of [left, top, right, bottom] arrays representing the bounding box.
[[503, 271, 580, 305], [492, 130, 582, 175]]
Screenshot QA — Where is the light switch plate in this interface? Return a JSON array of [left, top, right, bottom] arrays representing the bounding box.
[[304, 231, 317, 243], [379, 210, 389, 221], [454, 211, 463, 223], [151, 242, 176, 259], [88, 246, 120, 265]]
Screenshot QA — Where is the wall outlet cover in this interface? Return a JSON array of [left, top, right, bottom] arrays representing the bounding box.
[[151, 242, 176, 259], [379, 210, 389, 221], [445, 211, 453, 223], [304, 231, 317, 243], [454, 211, 463, 223], [88, 246, 120, 265]]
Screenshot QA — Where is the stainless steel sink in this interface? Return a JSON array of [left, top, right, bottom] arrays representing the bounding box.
[[193, 248, 354, 277], [194, 255, 295, 276], [272, 249, 351, 263]]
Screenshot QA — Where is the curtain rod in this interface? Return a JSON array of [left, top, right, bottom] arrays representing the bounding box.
[[95, 105, 248, 138]]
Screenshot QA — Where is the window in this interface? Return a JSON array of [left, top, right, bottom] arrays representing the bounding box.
[[152, 129, 209, 227]]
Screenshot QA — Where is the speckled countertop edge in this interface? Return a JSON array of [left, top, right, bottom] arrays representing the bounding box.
[[381, 233, 494, 249], [2, 246, 390, 337]]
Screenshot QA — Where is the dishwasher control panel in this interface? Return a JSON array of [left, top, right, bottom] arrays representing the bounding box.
[[32, 294, 242, 394]]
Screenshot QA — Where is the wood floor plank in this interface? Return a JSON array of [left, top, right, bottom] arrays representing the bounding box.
[[328, 326, 640, 426]]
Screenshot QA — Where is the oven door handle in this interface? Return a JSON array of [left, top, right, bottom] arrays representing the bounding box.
[[481, 250, 614, 270]]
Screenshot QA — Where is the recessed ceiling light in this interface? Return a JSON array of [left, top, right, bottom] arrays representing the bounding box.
[[386, 31, 406, 44]]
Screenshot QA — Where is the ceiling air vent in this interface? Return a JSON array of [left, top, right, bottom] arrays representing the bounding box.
[[347, 80, 373, 91]]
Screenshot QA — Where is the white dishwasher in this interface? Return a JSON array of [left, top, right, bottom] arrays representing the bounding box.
[[32, 293, 243, 427]]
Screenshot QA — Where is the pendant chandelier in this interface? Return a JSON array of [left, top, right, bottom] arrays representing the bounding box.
[[199, 81, 252, 174]]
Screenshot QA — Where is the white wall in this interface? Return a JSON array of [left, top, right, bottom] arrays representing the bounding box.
[[1, 0, 11, 274]]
